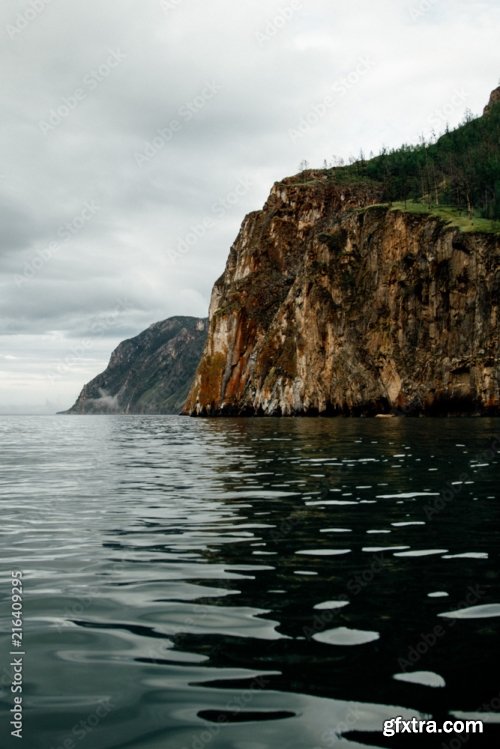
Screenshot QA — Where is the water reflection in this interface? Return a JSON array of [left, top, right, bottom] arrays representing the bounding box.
[[103, 417, 500, 738], [1, 415, 499, 748]]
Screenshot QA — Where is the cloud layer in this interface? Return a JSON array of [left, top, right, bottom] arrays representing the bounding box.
[[0, 0, 498, 411]]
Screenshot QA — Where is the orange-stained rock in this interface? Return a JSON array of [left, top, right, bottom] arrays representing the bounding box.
[[484, 86, 500, 116], [184, 174, 499, 416]]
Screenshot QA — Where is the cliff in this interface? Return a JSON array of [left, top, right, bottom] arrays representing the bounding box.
[[483, 85, 500, 116], [64, 316, 207, 414], [183, 176, 499, 416]]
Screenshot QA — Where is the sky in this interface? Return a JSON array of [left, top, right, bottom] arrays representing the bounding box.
[[0, 0, 498, 413]]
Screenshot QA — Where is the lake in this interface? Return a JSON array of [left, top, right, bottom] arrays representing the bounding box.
[[1, 415, 499, 748]]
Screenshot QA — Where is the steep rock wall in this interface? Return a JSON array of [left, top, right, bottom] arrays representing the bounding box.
[[184, 174, 499, 416]]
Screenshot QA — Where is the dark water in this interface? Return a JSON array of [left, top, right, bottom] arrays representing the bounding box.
[[1, 415, 499, 749]]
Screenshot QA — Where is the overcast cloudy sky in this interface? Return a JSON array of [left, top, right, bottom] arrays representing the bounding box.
[[0, 0, 498, 412]]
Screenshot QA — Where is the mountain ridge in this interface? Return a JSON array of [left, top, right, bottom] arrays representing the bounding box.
[[63, 316, 207, 414]]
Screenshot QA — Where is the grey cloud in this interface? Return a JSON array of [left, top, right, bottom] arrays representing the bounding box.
[[0, 198, 45, 252], [0, 0, 498, 411]]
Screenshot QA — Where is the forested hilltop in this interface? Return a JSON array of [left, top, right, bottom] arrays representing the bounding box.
[[326, 85, 500, 226], [184, 87, 500, 417]]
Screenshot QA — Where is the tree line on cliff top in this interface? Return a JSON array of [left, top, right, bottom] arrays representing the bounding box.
[[330, 98, 500, 221]]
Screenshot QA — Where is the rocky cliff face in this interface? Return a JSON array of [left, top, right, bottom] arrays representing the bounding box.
[[184, 175, 499, 416], [484, 85, 500, 116], [64, 316, 207, 414]]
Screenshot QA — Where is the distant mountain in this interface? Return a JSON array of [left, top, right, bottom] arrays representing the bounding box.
[[63, 316, 207, 414]]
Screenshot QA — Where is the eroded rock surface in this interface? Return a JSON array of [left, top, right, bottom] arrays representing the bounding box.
[[184, 175, 499, 416]]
